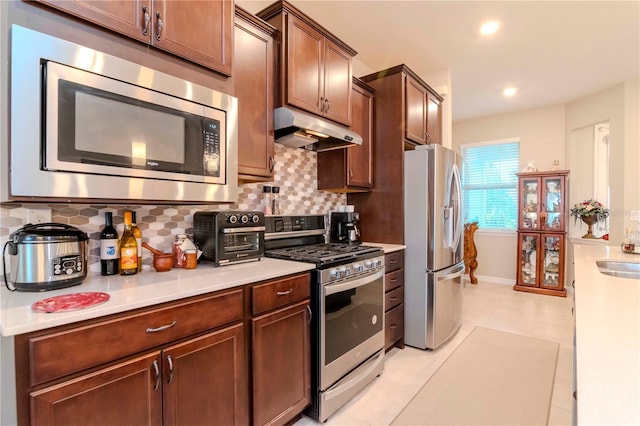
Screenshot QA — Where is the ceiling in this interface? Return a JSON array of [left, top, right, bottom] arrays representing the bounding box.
[[236, 0, 640, 122]]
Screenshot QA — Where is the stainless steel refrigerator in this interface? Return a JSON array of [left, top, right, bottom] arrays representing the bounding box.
[[403, 144, 464, 350]]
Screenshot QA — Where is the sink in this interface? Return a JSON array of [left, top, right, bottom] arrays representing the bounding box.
[[596, 260, 640, 279]]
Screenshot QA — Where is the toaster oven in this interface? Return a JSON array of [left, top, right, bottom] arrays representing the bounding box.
[[193, 211, 265, 266]]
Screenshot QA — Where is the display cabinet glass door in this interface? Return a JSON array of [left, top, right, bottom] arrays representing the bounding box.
[[541, 176, 565, 231], [520, 178, 539, 230], [540, 234, 564, 289], [518, 233, 539, 286]]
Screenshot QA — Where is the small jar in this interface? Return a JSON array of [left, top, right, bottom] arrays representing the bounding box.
[[172, 234, 189, 268], [271, 186, 281, 215], [262, 185, 273, 215], [184, 249, 198, 269]]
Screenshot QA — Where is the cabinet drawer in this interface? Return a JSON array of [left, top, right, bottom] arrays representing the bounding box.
[[252, 273, 311, 316], [385, 269, 404, 292], [385, 286, 403, 311], [385, 305, 404, 349], [27, 289, 243, 386], [385, 251, 404, 273]]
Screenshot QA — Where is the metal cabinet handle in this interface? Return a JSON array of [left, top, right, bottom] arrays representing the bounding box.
[[155, 12, 164, 41], [166, 354, 174, 384], [320, 97, 325, 113], [152, 359, 160, 390], [146, 320, 177, 333], [306, 304, 312, 324], [348, 169, 353, 180], [276, 288, 293, 296], [142, 5, 150, 36], [325, 99, 330, 113], [390, 297, 398, 301], [426, 133, 432, 145], [390, 323, 398, 329], [268, 155, 274, 173]]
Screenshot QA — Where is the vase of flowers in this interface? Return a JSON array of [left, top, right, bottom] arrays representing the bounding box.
[[569, 199, 609, 239]]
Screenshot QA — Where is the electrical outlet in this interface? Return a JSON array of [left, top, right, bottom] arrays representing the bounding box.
[[27, 208, 52, 224]]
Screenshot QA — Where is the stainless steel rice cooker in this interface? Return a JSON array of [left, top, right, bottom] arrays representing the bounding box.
[[2, 223, 89, 291]]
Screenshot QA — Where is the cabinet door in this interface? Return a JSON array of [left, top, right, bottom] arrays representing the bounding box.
[[286, 14, 324, 116], [32, 0, 150, 43], [517, 233, 539, 287], [163, 323, 246, 426], [426, 91, 442, 145], [252, 299, 311, 426], [540, 234, 565, 290], [323, 39, 352, 126], [152, 0, 233, 75], [405, 75, 428, 145], [346, 80, 373, 188], [519, 177, 541, 230], [235, 10, 275, 180], [541, 175, 565, 231], [30, 352, 162, 426]]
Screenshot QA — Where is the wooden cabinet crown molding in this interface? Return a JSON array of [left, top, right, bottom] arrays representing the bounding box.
[[255, 0, 357, 56], [361, 64, 443, 102]]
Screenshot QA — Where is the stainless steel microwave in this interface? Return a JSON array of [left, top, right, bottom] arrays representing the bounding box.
[[5, 25, 238, 203]]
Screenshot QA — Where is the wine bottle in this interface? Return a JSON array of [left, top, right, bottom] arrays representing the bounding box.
[[119, 211, 138, 275], [100, 212, 119, 276], [131, 211, 143, 272]]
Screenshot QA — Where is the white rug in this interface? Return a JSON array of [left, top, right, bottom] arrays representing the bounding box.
[[392, 326, 559, 425]]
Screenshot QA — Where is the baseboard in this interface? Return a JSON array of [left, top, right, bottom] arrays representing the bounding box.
[[473, 275, 515, 286]]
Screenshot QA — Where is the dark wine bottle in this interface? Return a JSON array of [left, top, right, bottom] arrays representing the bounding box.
[[100, 211, 119, 275]]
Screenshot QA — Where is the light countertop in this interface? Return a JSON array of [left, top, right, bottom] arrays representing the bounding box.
[[573, 243, 640, 425], [362, 242, 406, 253], [0, 258, 314, 337]]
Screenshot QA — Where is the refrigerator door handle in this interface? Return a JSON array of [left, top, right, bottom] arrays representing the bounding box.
[[451, 163, 463, 254], [435, 261, 466, 280]]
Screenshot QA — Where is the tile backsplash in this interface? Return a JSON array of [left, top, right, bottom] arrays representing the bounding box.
[[0, 144, 346, 267]]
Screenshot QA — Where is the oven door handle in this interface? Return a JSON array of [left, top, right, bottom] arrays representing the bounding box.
[[324, 270, 384, 296], [222, 226, 265, 234]]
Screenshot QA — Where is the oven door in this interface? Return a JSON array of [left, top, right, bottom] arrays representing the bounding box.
[[320, 269, 385, 390], [217, 228, 264, 264]]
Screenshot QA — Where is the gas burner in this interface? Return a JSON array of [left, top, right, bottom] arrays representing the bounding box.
[[265, 243, 382, 267]]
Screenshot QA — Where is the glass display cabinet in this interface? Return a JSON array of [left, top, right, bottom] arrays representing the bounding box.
[[514, 170, 569, 297]]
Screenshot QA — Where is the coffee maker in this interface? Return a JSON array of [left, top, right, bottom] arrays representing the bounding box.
[[329, 211, 361, 244]]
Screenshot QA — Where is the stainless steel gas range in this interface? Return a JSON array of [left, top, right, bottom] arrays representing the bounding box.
[[265, 215, 385, 422]]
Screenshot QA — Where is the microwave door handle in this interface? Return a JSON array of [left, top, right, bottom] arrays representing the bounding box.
[[324, 270, 384, 296]]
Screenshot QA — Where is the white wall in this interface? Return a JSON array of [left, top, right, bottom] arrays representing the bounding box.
[[453, 80, 639, 282], [453, 104, 566, 281]]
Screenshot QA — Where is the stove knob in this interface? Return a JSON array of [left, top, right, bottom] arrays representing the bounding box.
[[330, 269, 340, 279], [364, 260, 375, 269], [228, 215, 238, 224], [353, 263, 364, 272], [252, 214, 260, 223], [340, 267, 351, 277], [240, 215, 249, 224], [376, 259, 383, 268]]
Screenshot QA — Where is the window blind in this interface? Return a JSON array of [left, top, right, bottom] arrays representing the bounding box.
[[461, 141, 520, 230]]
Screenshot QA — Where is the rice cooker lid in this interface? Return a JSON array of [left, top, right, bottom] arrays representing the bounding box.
[[11, 223, 89, 244]]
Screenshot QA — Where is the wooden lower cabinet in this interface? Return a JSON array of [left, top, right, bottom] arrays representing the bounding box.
[[29, 324, 245, 426], [251, 274, 311, 426], [252, 300, 311, 426], [384, 250, 405, 350], [30, 352, 163, 426]]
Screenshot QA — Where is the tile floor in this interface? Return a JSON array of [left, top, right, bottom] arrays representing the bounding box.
[[296, 280, 574, 426]]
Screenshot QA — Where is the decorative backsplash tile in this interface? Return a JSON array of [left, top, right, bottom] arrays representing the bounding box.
[[0, 144, 346, 267]]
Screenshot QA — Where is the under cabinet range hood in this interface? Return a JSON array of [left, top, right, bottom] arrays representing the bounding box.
[[274, 107, 362, 151]]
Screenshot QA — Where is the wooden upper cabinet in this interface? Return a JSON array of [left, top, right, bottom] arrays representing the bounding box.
[[234, 6, 276, 181], [426, 91, 443, 145], [317, 77, 374, 192], [405, 73, 442, 145], [405, 75, 429, 145], [31, 0, 234, 76], [258, 0, 356, 127]]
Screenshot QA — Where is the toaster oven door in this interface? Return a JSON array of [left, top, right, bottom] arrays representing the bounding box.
[[218, 228, 264, 264]]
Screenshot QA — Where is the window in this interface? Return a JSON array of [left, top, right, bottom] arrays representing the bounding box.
[[461, 139, 520, 230]]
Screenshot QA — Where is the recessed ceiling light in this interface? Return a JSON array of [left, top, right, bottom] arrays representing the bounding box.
[[480, 21, 500, 36], [503, 87, 517, 97]]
